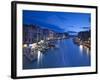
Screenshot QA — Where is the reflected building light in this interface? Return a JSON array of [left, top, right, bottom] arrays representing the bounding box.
[[83, 46, 90, 55], [86, 47, 90, 55], [79, 45, 83, 53], [37, 51, 43, 66], [37, 51, 41, 64]]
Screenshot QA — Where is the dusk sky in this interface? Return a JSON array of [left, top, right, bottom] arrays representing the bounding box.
[[23, 10, 91, 34]]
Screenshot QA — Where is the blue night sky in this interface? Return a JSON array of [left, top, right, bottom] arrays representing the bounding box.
[[23, 10, 91, 34]]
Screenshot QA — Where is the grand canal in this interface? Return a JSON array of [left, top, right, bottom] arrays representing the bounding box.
[[23, 38, 91, 69]]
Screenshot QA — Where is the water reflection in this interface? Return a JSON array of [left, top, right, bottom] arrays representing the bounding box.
[[37, 51, 43, 67], [79, 45, 90, 56], [23, 39, 91, 69], [37, 51, 41, 64], [79, 45, 83, 52], [83, 46, 90, 55]]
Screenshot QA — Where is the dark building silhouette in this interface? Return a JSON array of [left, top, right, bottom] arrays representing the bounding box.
[[23, 24, 42, 44], [78, 30, 90, 41], [23, 24, 69, 44]]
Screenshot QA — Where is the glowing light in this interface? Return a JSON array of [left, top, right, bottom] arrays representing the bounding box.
[[23, 44, 27, 48], [37, 51, 43, 66], [80, 45, 83, 52], [37, 51, 41, 63], [86, 47, 90, 55]]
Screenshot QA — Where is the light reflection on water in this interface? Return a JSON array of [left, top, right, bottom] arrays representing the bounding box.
[[23, 39, 91, 69], [37, 51, 43, 67], [79, 45, 83, 52], [84, 46, 90, 55], [79, 45, 90, 55], [86, 48, 89, 55], [37, 51, 41, 64]]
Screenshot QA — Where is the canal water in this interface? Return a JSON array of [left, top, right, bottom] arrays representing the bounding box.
[[23, 38, 91, 69]]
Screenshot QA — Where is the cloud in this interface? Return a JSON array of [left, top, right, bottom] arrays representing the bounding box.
[[81, 27, 90, 29], [67, 31, 77, 33]]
